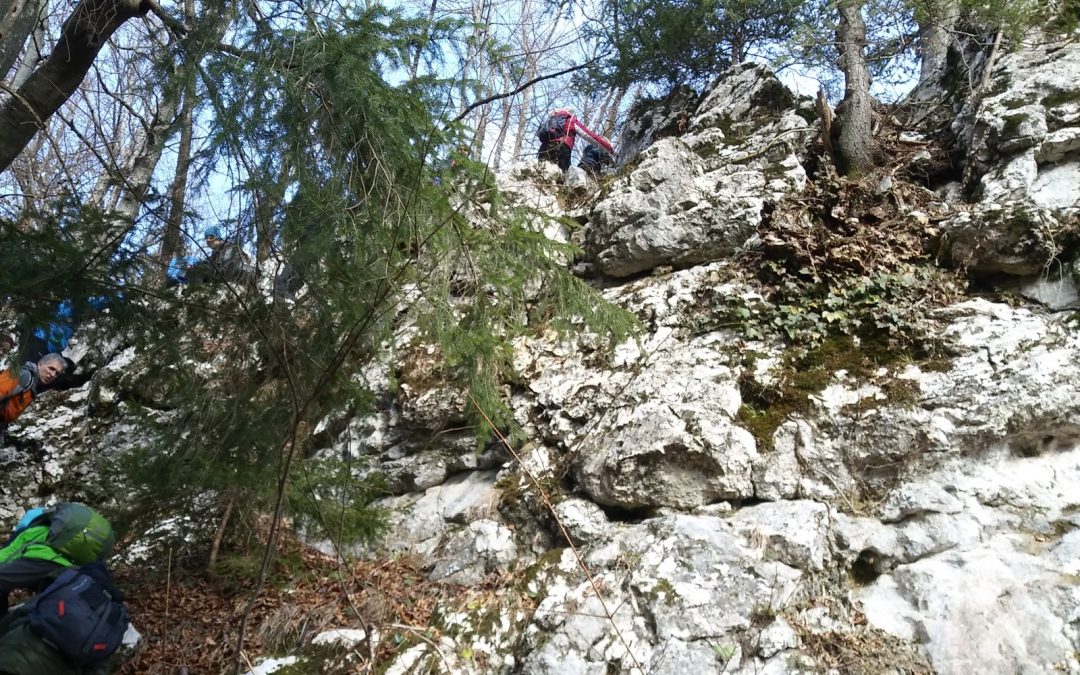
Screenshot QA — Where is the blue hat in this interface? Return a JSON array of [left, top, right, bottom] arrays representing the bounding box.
[[15, 507, 45, 533], [203, 225, 223, 240]]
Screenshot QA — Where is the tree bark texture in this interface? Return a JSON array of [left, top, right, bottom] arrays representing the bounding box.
[[159, 80, 194, 280], [410, 0, 437, 80], [0, 0, 43, 81], [157, 0, 194, 279], [491, 90, 512, 171], [602, 86, 625, 138], [0, 0, 146, 174], [834, 0, 875, 177], [8, 2, 44, 89], [917, 0, 959, 89]]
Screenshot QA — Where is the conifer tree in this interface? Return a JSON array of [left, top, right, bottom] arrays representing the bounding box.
[[91, 1, 637, 565]]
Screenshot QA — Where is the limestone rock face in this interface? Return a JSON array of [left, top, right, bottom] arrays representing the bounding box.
[[585, 63, 814, 277], [519, 512, 808, 674], [942, 36, 1080, 291], [614, 85, 700, 167], [10, 48, 1080, 675], [940, 201, 1060, 275], [963, 40, 1080, 207]]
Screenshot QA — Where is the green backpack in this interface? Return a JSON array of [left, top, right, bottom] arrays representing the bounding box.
[[38, 503, 116, 565]]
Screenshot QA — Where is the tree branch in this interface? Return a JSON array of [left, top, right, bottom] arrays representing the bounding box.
[[450, 55, 603, 124], [0, 0, 150, 173], [142, 0, 188, 36]]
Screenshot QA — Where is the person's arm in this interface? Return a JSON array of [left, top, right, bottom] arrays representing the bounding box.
[[569, 117, 614, 153], [0, 558, 65, 615]]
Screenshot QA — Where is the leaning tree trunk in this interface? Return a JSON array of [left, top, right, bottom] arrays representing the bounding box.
[[834, 0, 875, 177], [410, 0, 437, 79], [254, 159, 290, 262], [917, 0, 959, 87], [0, 0, 147, 173], [601, 86, 625, 138]]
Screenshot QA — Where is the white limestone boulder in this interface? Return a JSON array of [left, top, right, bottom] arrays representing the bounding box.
[[585, 64, 813, 277]]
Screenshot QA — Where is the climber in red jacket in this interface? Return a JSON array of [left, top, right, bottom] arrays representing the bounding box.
[[537, 109, 615, 172]]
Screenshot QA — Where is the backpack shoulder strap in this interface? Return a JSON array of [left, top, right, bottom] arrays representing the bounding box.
[[0, 369, 25, 404]]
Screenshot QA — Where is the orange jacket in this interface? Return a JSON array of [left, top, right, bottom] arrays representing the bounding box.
[[0, 367, 34, 425]]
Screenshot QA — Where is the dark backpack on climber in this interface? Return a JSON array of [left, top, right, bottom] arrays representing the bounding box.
[[26, 561, 129, 666], [537, 110, 572, 145], [25, 503, 116, 565]]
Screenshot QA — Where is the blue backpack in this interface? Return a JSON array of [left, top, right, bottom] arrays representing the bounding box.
[[27, 562, 129, 666]]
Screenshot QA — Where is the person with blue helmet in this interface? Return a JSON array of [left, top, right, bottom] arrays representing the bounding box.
[[185, 225, 256, 288], [12, 509, 43, 536], [0, 505, 123, 674]]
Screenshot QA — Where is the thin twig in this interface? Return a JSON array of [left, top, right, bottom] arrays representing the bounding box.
[[165, 545, 172, 634], [386, 623, 452, 669]]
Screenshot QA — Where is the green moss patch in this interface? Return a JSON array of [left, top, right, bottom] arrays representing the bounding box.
[[1042, 90, 1080, 108], [1002, 112, 1028, 137], [739, 336, 908, 450]]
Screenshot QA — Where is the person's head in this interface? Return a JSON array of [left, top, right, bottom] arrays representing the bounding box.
[[37, 353, 67, 386], [203, 225, 224, 249]]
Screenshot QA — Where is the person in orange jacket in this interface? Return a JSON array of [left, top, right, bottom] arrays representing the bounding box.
[[537, 109, 615, 172], [0, 354, 67, 433]]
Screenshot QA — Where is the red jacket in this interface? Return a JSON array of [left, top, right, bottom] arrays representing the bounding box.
[[549, 111, 614, 153], [0, 366, 35, 425]]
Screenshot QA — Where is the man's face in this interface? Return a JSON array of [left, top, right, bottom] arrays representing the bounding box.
[[38, 360, 64, 385], [206, 235, 222, 250]]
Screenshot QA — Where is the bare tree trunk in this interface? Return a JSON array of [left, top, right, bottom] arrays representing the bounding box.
[[0, 0, 147, 173], [0, 0, 43, 81], [595, 87, 618, 129], [255, 160, 289, 262], [834, 0, 875, 177], [409, 0, 437, 80], [159, 80, 194, 281], [491, 93, 513, 170], [601, 87, 625, 138], [473, 105, 489, 160], [466, 0, 493, 159], [816, 87, 834, 159], [112, 87, 180, 229], [157, 0, 194, 280], [730, 26, 744, 65], [511, 61, 535, 161], [917, 0, 959, 88], [509, 0, 565, 163], [8, 3, 45, 89]]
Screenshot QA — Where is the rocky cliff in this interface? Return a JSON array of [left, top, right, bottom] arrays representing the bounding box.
[[5, 35, 1080, 675]]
